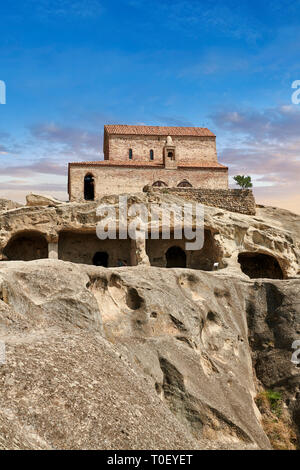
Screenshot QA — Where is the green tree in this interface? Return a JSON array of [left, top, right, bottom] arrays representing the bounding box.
[[233, 175, 253, 189]]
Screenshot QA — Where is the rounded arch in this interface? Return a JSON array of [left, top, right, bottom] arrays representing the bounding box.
[[152, 180, 167, 187], [84, 173, 95, 201], [150, 149, 154, 160], [238, 252, 284, 279], [3, 230, 48, 261], [166, 246, 186, 268], [177, 179, 193, 188]]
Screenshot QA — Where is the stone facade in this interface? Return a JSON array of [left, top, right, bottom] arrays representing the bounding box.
[[106, 134, 218, 163], [69, 164, 228, 201], [68, 124, 228, 201]]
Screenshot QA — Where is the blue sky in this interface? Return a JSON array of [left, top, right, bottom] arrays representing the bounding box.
[[1, 0, 300, 212]]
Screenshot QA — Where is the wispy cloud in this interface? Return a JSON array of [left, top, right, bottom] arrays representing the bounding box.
[[29, 122, 102, 160], [0, 159, 66, 177], [0, 120, 105, 202], [212, 105, 300, 142], [211, 105, 300, 213]]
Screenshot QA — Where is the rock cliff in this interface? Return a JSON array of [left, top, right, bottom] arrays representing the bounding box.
[[0, 195, 299, 450]]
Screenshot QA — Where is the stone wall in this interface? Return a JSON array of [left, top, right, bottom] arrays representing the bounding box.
[[69, 165, 228, 201], [146, 188, 256, 215], [107, 135, 218, 164]]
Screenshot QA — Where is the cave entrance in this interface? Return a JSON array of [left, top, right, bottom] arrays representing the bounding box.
[[92, 251, 109, 267], [58, 231, 132, 266], [238, 252, 284, 279], [3, 231, 48, 261], [166, 246, 187, 268], [146, 229, 221, 270]]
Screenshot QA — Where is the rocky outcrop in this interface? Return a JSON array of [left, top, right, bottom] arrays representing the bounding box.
[[0, 195, 299, 450], [247, 280, 300, 447], [0, 198, 21, 213], [26, 193, 64, 207], [0, 193, 299, 278], [0, 259, 298, 450]]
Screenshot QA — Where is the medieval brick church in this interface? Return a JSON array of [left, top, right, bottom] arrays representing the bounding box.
[[68, 124, 228, 201]]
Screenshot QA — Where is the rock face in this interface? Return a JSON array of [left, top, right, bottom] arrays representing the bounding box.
[[0, 195, 299, 450], [26, 193, 64, 207], [247, 280, 300, 443], [0, 198, 21, 213], [0, 192, 299, 279], [0, 258, 298, 450]]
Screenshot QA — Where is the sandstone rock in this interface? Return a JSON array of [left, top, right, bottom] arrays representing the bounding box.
[[0, 259, 283, 450], [0, 193, 299, 450], [0, 198, 21, 212], [26, 193, 64, 207], [0, 192, 298, 278]]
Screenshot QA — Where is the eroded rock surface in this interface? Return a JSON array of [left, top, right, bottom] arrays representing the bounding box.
[[0, 198, 21, 213], [0, 196, 299, 450], [0, 193, 299, 278], [1, 259, 298, 449]]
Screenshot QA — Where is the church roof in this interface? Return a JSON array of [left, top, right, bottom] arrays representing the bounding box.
[[68, 161, 227, 169], [104, 125, 215, 137]]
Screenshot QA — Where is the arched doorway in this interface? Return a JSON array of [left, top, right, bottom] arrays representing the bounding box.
[[84, 174, 95, 201], [93, 251, 109, 267], [238, 252, 283, 279], [166, 246, 186, 268], [3, 231, 48, 261]]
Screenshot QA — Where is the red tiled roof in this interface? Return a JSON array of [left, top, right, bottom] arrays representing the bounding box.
[[68, 161, 227, 169], [104, 124, 215, 137]]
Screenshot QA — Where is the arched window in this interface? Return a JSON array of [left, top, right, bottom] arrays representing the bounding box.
[[129, 148, 133, 160], [150, 149, 154, 160], [168, 151, 174, 160], [152, 181, 167, 187], [177, 180, 193, 188], [84, 173, 95, 201]]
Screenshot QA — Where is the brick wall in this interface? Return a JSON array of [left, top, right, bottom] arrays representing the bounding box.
[[107, 135, 218, 164], [146, 188, 256, 215], [69, 165, 228, 201]]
